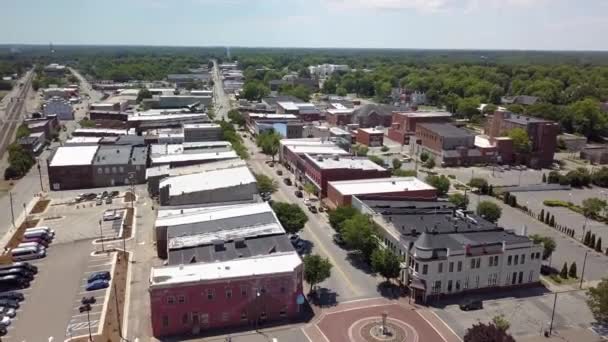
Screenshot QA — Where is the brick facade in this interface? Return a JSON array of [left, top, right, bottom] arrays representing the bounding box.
[[326, 184, 437, 208], [356, 129, 384, 147]]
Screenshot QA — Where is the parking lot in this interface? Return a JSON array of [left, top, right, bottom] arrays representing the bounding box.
[[433, 288, 596, 339], [436, 165, 547, 187], [65, 252, 114, 339], [3, 190, 122, 341]]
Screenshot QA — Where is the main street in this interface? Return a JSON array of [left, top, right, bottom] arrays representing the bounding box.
[[211, 59, 231, 121]]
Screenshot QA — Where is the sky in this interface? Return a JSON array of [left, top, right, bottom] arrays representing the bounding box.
[[1, 0, 607, 50]]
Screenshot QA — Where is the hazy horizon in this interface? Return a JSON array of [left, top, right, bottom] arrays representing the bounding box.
[[2, 0, 607, 51]]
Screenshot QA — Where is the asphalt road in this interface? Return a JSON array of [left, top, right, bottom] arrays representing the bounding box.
[[242, 136, 382, 303], [211, 60, 231, 121]]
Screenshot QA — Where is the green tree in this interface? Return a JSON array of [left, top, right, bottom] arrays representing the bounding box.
[[464, 322, 515, 342], [328, 206, 358, 232], [492, 315, 510, 332], [254, 173, 278, 194], [420, 151, 430, 162], [591, 234, 597, 249], [542, 173, 547, 183], [242, 80, 270, 101], [560, 262, 569, 279], [303, 254, 332, 294], [351, 144, 369, 156], [136, 88, 152, 103], [78, 118, 96, 128], [582, 198, 606, 218], [569, 262, 578, 278], [393, 169, 417, 177], [371, 248, 401, 282], [507, 128, 531, 154], [227, 109, 245, 127], [597, 238, 603, 253], [449, 193, 469, 209], [456, 97, 481, 119], [469, 177, 489, 190], [368, 155, 385, 167], [381, 146, 390, 152], [424, 157, 436, 169], [586, 278, 608, 324], [280, 84, 312, 102], [569, 99, 608, 140], [16, 124, 31, 139], [392, 158, 402, 170], [303, 183, 316, 199], [271, 202, 308, 235], [482, 104, 498, 114], [477, 201, 502, 223], [341, 214, 378, 261], [529, 234, 556, 260], [584, 231, 592, 246], [425, 175, 451, 196], [256, 130, 281, 161]]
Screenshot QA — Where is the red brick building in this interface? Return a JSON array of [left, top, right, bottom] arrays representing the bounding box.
[[387, 111, 452, 145], [326, 177, 437, 208], [302, 154, 391, 197], [352, 104, 394, 128], [279, 139, 349, 181], [356, 128, 384, 147], [149, 252, 304, 337], [326, 108, 354, 126], [484, 110, 559, 168]]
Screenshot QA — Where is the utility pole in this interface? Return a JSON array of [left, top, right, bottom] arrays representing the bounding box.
[[36, 159, 44, 192], [580, 251, 588, 289], [549, 292, 557, 335], [9, 192, 15, 228], [98, 220, 104, 252]]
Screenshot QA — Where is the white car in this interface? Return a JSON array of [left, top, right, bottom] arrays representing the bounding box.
[[0, 315, 11, 326], [103, 210, 121, 221], [0, 307, 15, 318]]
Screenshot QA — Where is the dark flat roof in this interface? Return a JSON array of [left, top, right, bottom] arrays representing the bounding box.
[[418, 123, 473, 138]]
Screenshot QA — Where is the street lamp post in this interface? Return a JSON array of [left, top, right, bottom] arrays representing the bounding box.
[[36, 158, 44, 192], [580, 251, 588, 289], [98, 220, 104, 252], [9, 192, 15, 228], [548, 292, 558, 335], [79, 302, 93, 341]]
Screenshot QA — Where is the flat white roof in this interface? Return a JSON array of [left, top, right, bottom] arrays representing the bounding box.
[[396, 111, 453, 118], [327, 108, 354, 115], [150, 252, 301, 288], [49, 146, 99, 167], [151, 151, 238, 165], [280, 138, 338, 147], [169, 223, 284, 250], [306, 154, 386, 171], [118, 89, 141, 96], [90, 103, 116, 108], [183, 123, 220, 129], [329, 177, 435, 195], [73, 128, 128, 135], [160, 166, 255, 197], [128, 113, 208, 122], [146, 159, 246, 179], [286, 145, 349, 155], [277, 102, 300, 111], [65, 137, 102, 145], [330, 103, 348, 110], [474, 135, 495, 148], [359, 127, 384, 134], [156, 202, 273, 227], [330, 127, 351, 136], [248, 113, 298, 120]]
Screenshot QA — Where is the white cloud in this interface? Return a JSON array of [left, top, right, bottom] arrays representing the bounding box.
[[324, 0, 548, 13]]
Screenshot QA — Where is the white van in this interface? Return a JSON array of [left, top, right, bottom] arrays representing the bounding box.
[[25, 227, 55, 236], [16, 242, 46, 250], [11, 246, 46, 262]]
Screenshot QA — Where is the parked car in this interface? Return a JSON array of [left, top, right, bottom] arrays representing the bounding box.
[[0, 269, 33, 281], [276, 170, 283, 176], [333, 234, 345, 246], [0, 307, 16, 318], [0, 316, 10, 327], [105, 197, 112, 204], [289, 234, 301, 245], [11, 246, 46, 262], [0, 276, 29, 291], [294, 241, 305, 254], [25, 226, 54, 236], [17, 242, 45, 250], [87, 271, 111, 283], [459, 299, 483, 311], [110, 191, 120, 198], [0, 325, 6, 336], [86, 279, 109, 291], [81, 296, 96, 305], [21, 236, 49, 247], [294, 190, 303, 198], [308, 206, 318, 214], [283, 178, 292, 186], [0, 299, 19, 309], [0, 262, 37, 274], [22, 231, 52, 242], [95, 198, 103, 206], [103, 210, 120, 221], [0, 292, 24, 302]]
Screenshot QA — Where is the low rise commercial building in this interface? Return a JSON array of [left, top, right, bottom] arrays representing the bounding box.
[[183, 124, 222, 142], [354, 199, 543, 303], [25, 115, 59, 138], [279, 139, 349, 181], [352, 104, 394, 128], [18, 132, 45, 155], [325, 108, 354, 126], [150, 142, 238, 167], [72, 128, 128, 137], [276, 102, 321, 122], [127, 112, 210, 132], [581, 144, 608, 164], [43, 96, 74, 121], [356, 127, 384, 147], [388, 111, 452, 145], [159, 166, 257, 206], [301, 154, 391, 197], [43, 63, 67, 77], [326, 177, 436, 208], [485, 110, 558, 168], [558, 133, 587, 152], [143, 95, 212, 109]]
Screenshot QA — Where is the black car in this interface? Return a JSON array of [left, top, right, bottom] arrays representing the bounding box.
[[283, 178, 292, 186], [0, 262, 37, 274], [308, 206, 318, 214], [333, 234, 345, 246], [276, 170, 283, 176], [110, 191, 120, 198], [0, 325, 6, 336], [0, 275, 29, 290], [0, 269, 34, 281], [459, 299, 483, 311], [294, 190, 303, 198], [0, 299, 20, 309], [81, 296, 96, 305], [0, 292, 24, 302]]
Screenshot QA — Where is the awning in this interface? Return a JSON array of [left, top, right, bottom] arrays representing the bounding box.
[[410, 278, 426, 290]]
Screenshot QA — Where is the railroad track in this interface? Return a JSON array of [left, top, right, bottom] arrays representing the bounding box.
[[0, 70, 34, 159]]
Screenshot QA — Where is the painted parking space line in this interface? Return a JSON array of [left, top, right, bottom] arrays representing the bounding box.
[[66, 320, 99, 333], [78, 288, 109, 296], [73, 302, 103, 309], [70, 312, 102, 321]]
